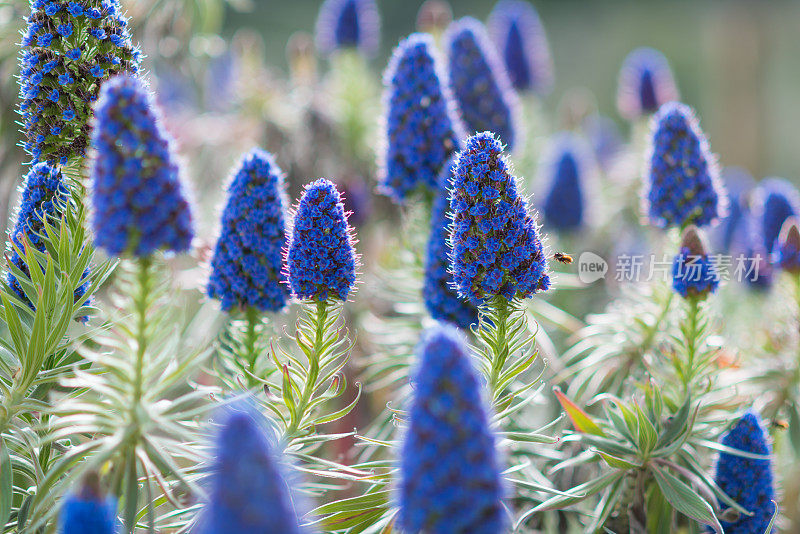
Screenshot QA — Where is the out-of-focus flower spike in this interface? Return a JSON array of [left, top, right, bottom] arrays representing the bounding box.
[[18, 0, 141, 165], [423, 158, 478, 329], [314, 0, 380, 58], [89, 74, 194, 257], [713, 412, 776, 534], [379, 33, 464, 203], [207, 149, 290, 313], [450, 132, 549, 303], [286, 179, 358, 302], [582, 114, 623, 171], [643, 102, 726, 229], [444, 17, 521, 150], [617, 47, 679, 121], [753, 177, 800, 255], [672, 225, 719, 300], [774, 217, 800, 274], [487, 0, 554, 95], [399, 325, 506, 533], [540, 132, 597, 232], [715, 167, 755, 253], [58, 472, 117, 534]]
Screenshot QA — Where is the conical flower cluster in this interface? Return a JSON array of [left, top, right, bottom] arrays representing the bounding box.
[[89, 75, 194, 257], [399, 326, 505, 534], [445, 17, 520, 150], [643, 102, 725, 229], [713, 412, 776, 534], [7, 163, 88, 310], [286, 179, 357, 301], [541, 132, 595, 231], [755, 177, 800, 255], [314, 0, 380, 57], [423, 158, 478, 329], [58, 473, 117, 534], [774, 217, 800, 274], [208, 149, 290, 312], [487, 0, 553, 94], [18, 0, 140, 164], [671, 225, 719, 300], [201, 410, 302, 534], [617, 47, 678, 121], [450, 132, 549, 303], [379, 33, 464, 203]]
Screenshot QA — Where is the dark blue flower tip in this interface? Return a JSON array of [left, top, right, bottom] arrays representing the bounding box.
[[643, 102, 726, 229], [774, 217, 800, 274], [540, 132, 596, 232], [616, 47, 679, 121], [314, 0, 380, 57], [18, 0, 140, 165], [714, 167, 755, 254], [379, 33, 465, 204], [714, 412, 776, 534], [59, 473, 117, 534], [582, 114, 623, 171], [208, 149, 291, 313], [424, 158, 479, 329], [450, 132, 550, 303], [487, 0, 553, 95], [754, 177, 800, 255], [203, 410, 302, 534], [672, 225, 719, 299], [399, 325, 506, 534], [415, 0, 453, 35], [7, 163, 90, 312], [444, 17, 521, 151], [89, 74, 195, 258], [286, 179, 358, 302]]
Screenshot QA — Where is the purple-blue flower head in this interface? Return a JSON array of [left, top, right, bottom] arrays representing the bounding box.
[[314, 0, 380, 57], [202, 410, 302, 534], [208, 149, 290, 313], [89, 75, 194, 257], [450, 132, 550, 303], [286, 179, 357, 302], [713, 412, 776, 534], [487, 0, 553, 95], [714, 167, 755, 254], [754, 177, 800, 255], [7, 163, 89, 312], [423, 158, 479, 329], [445, 17, 521, 151], [379, 33, 464, 204], [643, 102, 725, 229], [18, 0, 140, 165], [399, 325, 505, 534], [540, 132, 596, 232], [617, 47, 678, 121], [58, 473, 117, 534], [774, 217, 800, 274], [672, 225, 719, 299]]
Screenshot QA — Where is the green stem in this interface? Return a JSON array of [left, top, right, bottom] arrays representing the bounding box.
[[286, 299, 328, 437], [487, 296, 512, 392], [681, 297, 700, 396], [243, 306, 260, 382], [132, 256, 152, 403]]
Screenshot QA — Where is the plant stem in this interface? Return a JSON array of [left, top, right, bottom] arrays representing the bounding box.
[[132, 255, 152, 404], [487, 296, 512, 392], [286, 299, 328, 438], [681, 296, 700, 396], [243, 306, 260, 382]]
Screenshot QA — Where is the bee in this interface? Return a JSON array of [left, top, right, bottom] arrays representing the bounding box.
[[770, 419, 789, 430], [553, 252, 573, 264]]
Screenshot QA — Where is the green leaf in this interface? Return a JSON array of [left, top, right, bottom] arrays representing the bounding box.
[[554, 387, 605, 436], [635, 403, 658, 455], [651, 465, 722, 533], [0, 439, 12, 529]]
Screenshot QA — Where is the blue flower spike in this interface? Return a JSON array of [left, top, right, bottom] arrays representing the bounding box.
[[286, 179, 358, 302], [202, 410, 303, 534], [315, 0, 380, 58], [643, 102, 725, 230], [423, 158, 479, 329], [755, 177, 800, 256], [672, 225, 719, 300], [540, 132, 596, 232], [207, 149, 290, 313], [450, 132, 550, 304], [18, 0, 141, 165], [379, 33, 464, 204], [774, 217, 800, 274], [59, 472, 117, 534], [713, 412, 776, 534], [89, 74, 194, 258], [617, 47, 679, 121], [445, 17, 521, 151], [487, 0, 554, 95], [398, 325, 506, 534]]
